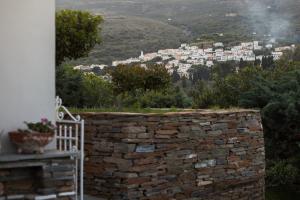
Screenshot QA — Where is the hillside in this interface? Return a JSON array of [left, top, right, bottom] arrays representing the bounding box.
[[56, 0, 300, 65], [67, 16, 187, 65]]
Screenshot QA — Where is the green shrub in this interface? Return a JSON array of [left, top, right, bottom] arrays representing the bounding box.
[[136, 89, 192, 108], [266, 160, 299, 187]]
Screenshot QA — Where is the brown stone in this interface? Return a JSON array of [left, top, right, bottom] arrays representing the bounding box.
[[122, 126, 146, 134], [156, 130, 178, 135], [126, 177, 151, 185]]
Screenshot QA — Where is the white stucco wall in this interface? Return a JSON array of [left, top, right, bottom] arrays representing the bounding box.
[[0, 0, 55, 153]]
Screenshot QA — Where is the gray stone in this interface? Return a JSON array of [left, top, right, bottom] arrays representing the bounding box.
[[135, 145, 155, 153], [207, 130, 222, 136], [215, 139, 225, 145], [199, 122, 211, 126], [216, 158, 227, 165], [195, 159, 216, 168], [237, 128, 250, 133], [211, 123, 228, 131]]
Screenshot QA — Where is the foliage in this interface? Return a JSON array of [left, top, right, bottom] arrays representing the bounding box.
[[188, 65, 211, 84], [190, 81, 215, 108], [192, 66, 264, 108], [266, 186, 300, 200], [139, 87, 192, 108], [111, 64, 171, 94], [19, 119, 56, 133], [82, 74, 115, 108], [240, 69, 300, 160], [212, 61, 237, 78], [266, 160, 299, 187], [115, 87, 192, 109], [56, 10, 103, 65], [56, 65, 115, 108], [262, 56, 275, 70], [239, 58, 246, 69], [171, 69, 181, 83], [293, 46, 300, 62], [56, 65, 85, 107]]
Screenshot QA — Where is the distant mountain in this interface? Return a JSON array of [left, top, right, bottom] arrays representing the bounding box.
[[56, 0, 300, 65]]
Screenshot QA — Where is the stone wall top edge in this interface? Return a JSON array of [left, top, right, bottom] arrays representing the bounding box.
[[79, 109, 260, 117]]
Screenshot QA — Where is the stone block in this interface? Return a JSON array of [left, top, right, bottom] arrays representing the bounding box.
[[122, 126, 146, 134], [156, 130, 178, 135], [135, 145, 155, 153], [197, 180, 213, 186], [195, 159, 216, 169]]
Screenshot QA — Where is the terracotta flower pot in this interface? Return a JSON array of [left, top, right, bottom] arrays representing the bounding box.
[[9, 132, 55, 154]]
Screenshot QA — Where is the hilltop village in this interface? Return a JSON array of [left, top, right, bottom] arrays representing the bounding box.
[[75, 41, 295, 77]]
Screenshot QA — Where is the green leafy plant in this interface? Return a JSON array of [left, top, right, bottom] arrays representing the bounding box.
[[19, 118, 56, 134], [266, 160, 299, 187]]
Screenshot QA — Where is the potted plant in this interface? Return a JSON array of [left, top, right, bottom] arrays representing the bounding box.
[[9, 118, 56, 154]]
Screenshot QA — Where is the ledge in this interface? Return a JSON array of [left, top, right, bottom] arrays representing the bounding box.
[[80, 109, 260, 117], [0, 150, 79, 163]]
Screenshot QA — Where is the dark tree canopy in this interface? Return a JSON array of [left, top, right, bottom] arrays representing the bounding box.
[[56, 10, 103, 65], [293, 45, 300, 62], [188, 65, 211, 84]]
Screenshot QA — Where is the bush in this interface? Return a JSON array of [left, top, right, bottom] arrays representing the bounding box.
[[116, 87, 191, 109], [82, 74, 115, 108], [111, 64, 171, 94], [56, 65, 85, 107], [267, 160, 299, 187], [141, 88, 191, 108], [240, 69, 300, 160]]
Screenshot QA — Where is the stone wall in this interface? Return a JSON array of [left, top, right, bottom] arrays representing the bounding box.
[[0, 152, 77, 200], [83, 110, 265, 200]]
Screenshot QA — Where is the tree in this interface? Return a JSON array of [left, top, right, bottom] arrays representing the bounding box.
[[82, 74, 114, 108], [56, 10, 103, 65], [239, 58, 247, 69], [110, 65, 147, 94], [254, 59, 261, 66], [262, 56, 275, 70], [188, 65, 211, 84], [240, 69, 300, 159], [212, 61, 236, 78], [190, 81, 216, 108], [293, 45, 300, 62], [145, 64, 171, 91], [111, 64, 171, 94], [171, 69, 181, 83], [56, 65, 85, 107]]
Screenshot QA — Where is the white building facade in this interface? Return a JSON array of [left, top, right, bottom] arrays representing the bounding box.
[[0, 0, 55, 153]]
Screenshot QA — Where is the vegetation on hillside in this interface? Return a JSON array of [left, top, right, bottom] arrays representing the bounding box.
[[56, 0, 300, 65]]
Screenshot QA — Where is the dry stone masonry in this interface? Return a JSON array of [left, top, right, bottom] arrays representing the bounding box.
[[83, 110, 265, 200], [0, 151, 77, 200]]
